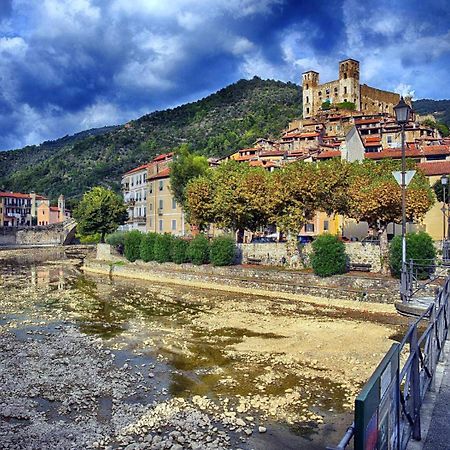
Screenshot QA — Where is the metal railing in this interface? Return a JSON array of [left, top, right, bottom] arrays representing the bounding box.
[[328, 276, 450, 450]]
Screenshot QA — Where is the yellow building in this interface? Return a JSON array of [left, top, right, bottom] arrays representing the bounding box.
[[146, 153, 188, 236]]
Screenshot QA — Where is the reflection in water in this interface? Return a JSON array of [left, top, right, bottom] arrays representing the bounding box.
[[0, 253, 406, 449]]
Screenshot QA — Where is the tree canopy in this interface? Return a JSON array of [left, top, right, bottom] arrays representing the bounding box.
[[73, 186, 128, 242]]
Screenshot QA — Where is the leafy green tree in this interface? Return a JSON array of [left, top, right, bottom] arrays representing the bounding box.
[[390, 232, 436, 279], [311, 234, 347, 277], [169, 144, 209, 207], [73, 186, 128, 242], [124, 231, 142, 262], [347, 160, 435, 273]]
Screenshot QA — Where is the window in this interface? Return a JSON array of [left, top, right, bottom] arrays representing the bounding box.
[[305, 223, 315, 233], [172, 219, 177, 231], [159, 199, 163, 210], [159, 219, 163, 231], [159, 180, 164, 191], [323, 220, 329, 231], [306, 96, 309, 103], [149, 202, 153, 211], [305, 83, 309, 90], [149, 217, 153, 227], [143, 207, 146, 217], [387, 136, 392, 144], [344, 86, 347, 94], [325, 88, 330, 95], [172, 198, 177, 209], [149, 183, 153, 194], [306, 107, 310, 114]]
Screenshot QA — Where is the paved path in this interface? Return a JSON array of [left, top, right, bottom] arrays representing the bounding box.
[[422, 352, 450, 450]]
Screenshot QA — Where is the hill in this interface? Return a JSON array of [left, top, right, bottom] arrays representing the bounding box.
[[0, 78, 449, 203], [0, 77, 301, 201]]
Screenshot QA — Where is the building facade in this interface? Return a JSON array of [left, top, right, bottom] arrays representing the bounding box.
[[302, 59, 401, 119]]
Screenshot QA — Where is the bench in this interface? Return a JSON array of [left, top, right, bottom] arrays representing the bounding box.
[[247, 257, 262, 265], [349, 262, 372, 272]]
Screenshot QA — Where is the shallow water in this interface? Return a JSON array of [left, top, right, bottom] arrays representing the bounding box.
[[0, 250, 408, 449]]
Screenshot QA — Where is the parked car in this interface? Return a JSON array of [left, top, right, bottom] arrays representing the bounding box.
[[297, 235, 315, 244]]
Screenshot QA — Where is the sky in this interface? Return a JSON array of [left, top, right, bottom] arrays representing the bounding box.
[[0, 0, 449, 151]]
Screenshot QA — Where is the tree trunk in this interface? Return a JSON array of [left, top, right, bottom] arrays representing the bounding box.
[[378, 227, 390, 275], [236, 228, 244, 244], [101, 231, 106, 243]]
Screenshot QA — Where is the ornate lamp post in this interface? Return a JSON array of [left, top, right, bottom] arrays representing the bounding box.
[[394, 97, 412, 301], [441, 175, 448, 241]]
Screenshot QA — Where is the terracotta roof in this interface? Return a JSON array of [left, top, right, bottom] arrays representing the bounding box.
[[315, 150, 341, 159], [417, 161, 450, 176], [259, 150, 285, 157], [239, 148, 258, 153], [234, 155, 255, 161], [124, 163, 149, 175], [152, 152, 173, 162], [148, 167, 170, 180], [249, 160, 264, 167], [0, 192, 31, 199], [365, 141, 382, 147], [365, 149, 422, 159], [355, 118, 382, 125], [283, 132, 320, 139]]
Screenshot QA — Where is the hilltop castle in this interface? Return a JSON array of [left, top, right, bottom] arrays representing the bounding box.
[[302, 59, 401, 118]]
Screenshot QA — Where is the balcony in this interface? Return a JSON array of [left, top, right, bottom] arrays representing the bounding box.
[[158, 208, 163, 216]]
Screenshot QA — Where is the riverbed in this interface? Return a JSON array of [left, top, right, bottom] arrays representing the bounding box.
[[0, 249, 407, 449]]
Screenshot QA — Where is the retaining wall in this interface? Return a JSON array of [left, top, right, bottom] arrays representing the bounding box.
[[0, 224, 67, 247]]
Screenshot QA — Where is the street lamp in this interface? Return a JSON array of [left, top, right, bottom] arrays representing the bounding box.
[[394, 97, 412, 301], [441, 175, 448, 241]]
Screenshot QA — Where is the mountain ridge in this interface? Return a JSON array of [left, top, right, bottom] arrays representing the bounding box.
[[0, 78, 449, 202]]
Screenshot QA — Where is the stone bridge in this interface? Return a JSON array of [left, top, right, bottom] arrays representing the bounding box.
[[0, 219, 77, 247]]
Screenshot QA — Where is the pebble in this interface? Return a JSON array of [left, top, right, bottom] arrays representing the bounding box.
[[258, 426, 267, 433]]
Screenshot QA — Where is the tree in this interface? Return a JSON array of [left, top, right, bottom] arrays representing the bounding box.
[[185, 174, 216, 231], [73, 186, 128, 243], [169, 144, 209, 207], [346, 160, 435, 273]]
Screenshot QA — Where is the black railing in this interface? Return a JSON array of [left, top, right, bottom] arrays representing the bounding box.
[[328, 276, 450, 450]]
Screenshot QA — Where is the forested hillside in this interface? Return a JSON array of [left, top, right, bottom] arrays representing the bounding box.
[[0, 77, 449, 203], [0, 77, 301, 201]]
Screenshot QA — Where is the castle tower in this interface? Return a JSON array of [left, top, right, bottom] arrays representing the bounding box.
[[338, 59, 361, 110], [302, 71, 319, 118]]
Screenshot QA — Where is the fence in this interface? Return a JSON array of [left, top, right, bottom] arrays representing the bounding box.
[[328, 276, 450, 450]]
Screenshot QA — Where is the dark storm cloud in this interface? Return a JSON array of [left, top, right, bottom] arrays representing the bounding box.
[[0, 0, 449, 150]]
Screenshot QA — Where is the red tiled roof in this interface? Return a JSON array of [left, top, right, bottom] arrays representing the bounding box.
[[148, 167, 170, 180], [234, 155, 254, 161], [355, 118, 382, 125], [315, 150, 341, 159], [283, 132, 320, 139], [124, 163, 149, 175], [417, 161, 450, 176], [238, 148, 258, 153], [152, 152, 173, 162], [0, 192, 31, 199], [259, 150, 285, 157], [365, 149, 422, 159]]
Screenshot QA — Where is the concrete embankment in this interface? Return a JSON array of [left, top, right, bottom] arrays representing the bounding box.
[[83, 255, 404, 307]]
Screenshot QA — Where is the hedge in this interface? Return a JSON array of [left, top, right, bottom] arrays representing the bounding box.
[[187, 234, 210, 265], [310, 234, 347, 277], [140, 232, 157, 262], [124, 230, 143, 262], [154, 233, 174, 263], [171, 238, 190, 264], [390, 232, 436, 279], [210, 236, 236, 266]]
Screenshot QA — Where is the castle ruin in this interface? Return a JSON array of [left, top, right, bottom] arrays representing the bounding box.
[[302, 59, 400, 118]]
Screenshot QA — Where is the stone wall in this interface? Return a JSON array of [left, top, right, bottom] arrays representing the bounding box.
[[239, 241, 382, 272], [0, 224, 67, 247], [96, 243, 123, 261]]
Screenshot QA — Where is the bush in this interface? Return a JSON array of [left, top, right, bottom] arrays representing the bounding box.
[[140, 232, 157, 262], [77, 233, 101, 244], [171, 238, 190, 264], [210, 235, 236, 266], [311, 234, 347, 277], [106, 231, 127, 247], [390, 232, 436, 279], [187, 234, 210, 265], [154, 234, 174, 263], [124, 230, 142, 262]]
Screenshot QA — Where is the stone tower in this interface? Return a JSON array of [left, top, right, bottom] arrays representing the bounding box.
[[58, 195, 65, 219], [302, 71, 319, 118], [338, 59, 360, 110]]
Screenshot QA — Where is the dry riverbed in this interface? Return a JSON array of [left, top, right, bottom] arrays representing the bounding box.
[[0, 249, 408, 449]]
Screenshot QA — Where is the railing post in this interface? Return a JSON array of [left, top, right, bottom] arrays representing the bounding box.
[[410, 326, 422, 441]]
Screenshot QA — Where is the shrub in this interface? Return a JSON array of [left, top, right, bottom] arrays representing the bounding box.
[[106, 231, 127, 247], [78, 233, 101, 244], [124, 230, 142, 262], [311, 234, 347, 277], [390, 232, 436, 279], [187, 234, 210, 265], [171, 238, 190, 264], [154, 234, 174, 263], [210, 235, 236, 266], [140, 232, 157, 262]]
